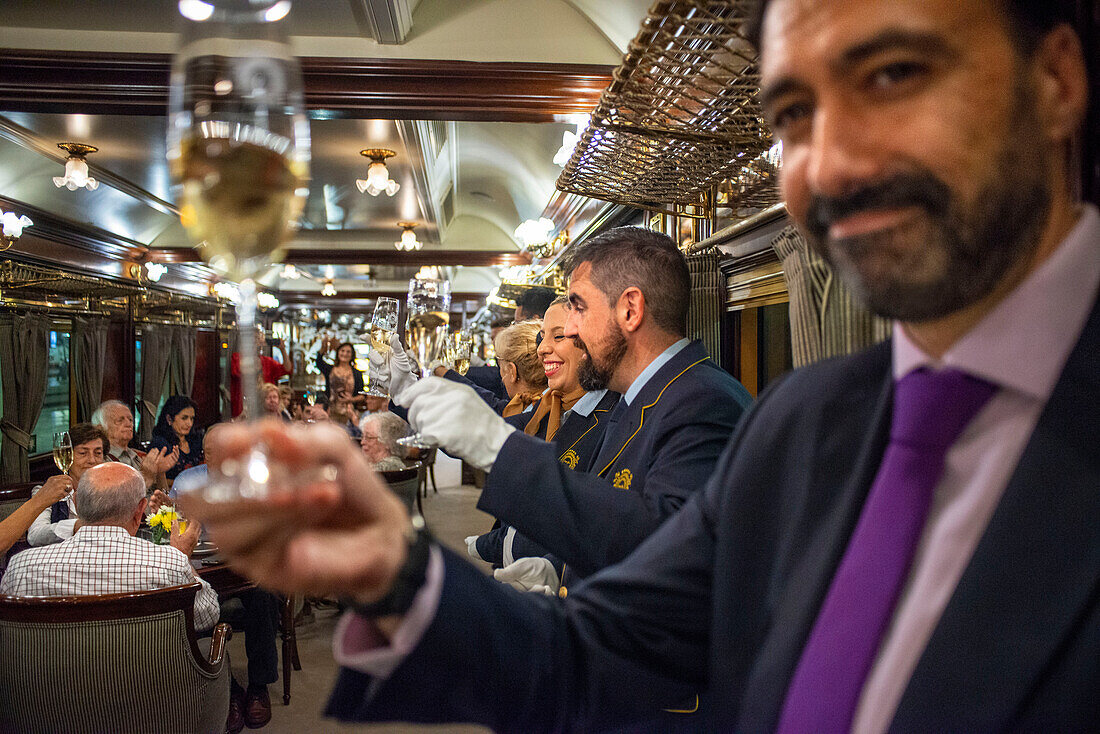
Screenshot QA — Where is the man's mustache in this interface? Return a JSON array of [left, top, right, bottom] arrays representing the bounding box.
[[806, 170, 952, 243]]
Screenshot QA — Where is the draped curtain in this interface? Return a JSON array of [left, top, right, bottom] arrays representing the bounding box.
[[0, 314, 51, 482], [72, 317, 108, 423], [685, 249, 723, 360], [138, 329, 174, 443], [772, 225, 891, 368], [170, 326, 197, 398]]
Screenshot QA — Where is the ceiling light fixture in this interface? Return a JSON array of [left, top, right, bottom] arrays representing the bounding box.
[[280, 264, 301, 279], [256, 292, 280, 309], [356, 148, 400, 197], [53, 143, 100, 191], [144, 262, 167, 282], [395, 221, 421, 251], [321, 279, 337, 297], [0, 208, 33, 251], [514, 217, 568, 257], [211, 281, 241, 303]]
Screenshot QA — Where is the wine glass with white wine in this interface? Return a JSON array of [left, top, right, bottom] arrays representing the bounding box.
[[167, 0, 310, 499], [365, 296, 400, 398], [397, 278, 451, 449], [52, 431, 73, 475], [449, 330, 473, 376]]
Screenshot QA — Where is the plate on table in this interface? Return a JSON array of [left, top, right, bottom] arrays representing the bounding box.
[[192, 541, 219, 558]]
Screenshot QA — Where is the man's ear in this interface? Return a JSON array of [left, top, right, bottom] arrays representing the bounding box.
[[1031, 24, 1088, 146], [616, 287, 646, 334]]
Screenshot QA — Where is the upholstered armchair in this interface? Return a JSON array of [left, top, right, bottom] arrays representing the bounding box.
[[0, 583, 231, 734]]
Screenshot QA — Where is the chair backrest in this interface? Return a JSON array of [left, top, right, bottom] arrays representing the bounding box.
[[381, 465, 420, 512], [0, 583, 230, 734]]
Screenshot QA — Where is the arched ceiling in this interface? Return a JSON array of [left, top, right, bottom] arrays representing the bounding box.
[[0, 0, 650, 298]]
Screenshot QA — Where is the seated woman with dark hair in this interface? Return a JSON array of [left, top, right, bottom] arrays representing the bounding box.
[[149, 395, 203, 483]]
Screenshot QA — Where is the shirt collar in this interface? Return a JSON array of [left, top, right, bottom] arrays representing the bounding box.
[[73, 525, 129, 539], [570, 389, 608, 417], [109, 445, 134, 459], [624, 338, 691, 405], [894, 204, 1100, 401]]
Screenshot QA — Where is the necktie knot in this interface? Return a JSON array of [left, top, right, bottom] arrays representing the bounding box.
[[890, 368, 997, 450]]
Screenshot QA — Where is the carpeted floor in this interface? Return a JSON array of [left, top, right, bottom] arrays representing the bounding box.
[[226, 482, 495, 733]]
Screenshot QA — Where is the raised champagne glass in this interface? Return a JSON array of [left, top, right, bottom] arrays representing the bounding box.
[[450, 330, 473, 376], [397, 278, 451, 449], [168, 0, 310, 499], [365, 296, 400, 398], [52, 431, 73, 474]]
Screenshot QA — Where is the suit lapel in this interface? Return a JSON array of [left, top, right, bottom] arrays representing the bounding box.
[[894, 296, 1100, 729], [738, 346, 896, 728]]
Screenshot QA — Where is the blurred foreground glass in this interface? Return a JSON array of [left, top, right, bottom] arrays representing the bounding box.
[[397, 278, 451, 449], [168, 0, 310, 500], [365, 296, 400, 398]]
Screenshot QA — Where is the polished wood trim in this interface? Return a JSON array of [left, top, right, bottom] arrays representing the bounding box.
[[284, 249, 532, 267], [0, 50, 613, 122]]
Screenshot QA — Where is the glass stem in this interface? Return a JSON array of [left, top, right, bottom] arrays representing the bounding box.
[[238, 277, 261, 421]]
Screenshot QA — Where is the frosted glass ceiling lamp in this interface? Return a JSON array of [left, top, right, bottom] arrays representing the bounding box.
[[0, 208, 33, 251], [395, 221, 421, 251], [321, 279, 337, 297], [53, 143, 100, 191], [144, 262, 167, 282], [356, 148, 400, 197]]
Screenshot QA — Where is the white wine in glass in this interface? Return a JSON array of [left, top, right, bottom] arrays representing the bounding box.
[[398, 278, 451, 449], [52, 431, 73, 474], [365, 297, 400, 398], [168, 0, 310, 500], [450, 331, 473, 376]]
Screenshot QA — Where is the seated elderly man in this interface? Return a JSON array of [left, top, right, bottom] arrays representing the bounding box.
[[27, 422, 106, 546], [1, 462, 218, 631], [91, 399, 176, 491], [359, 412, 409, 472]]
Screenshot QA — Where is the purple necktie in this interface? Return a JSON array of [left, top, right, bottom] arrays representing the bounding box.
[[776, 367, 997, 734]]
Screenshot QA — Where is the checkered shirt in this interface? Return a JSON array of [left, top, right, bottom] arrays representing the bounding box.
[[0, 525, 219, 631]]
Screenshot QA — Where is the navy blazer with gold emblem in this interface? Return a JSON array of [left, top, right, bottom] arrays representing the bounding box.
[[479, 339, 752, 578], [475, 389, 621, 566]]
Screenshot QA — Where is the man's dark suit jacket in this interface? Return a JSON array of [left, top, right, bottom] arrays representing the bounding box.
[[476, 389, 621, 566], [479, 339, 753, 578], [329, 296, 1100, 732]]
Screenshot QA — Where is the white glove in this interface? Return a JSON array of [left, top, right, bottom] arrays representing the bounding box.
[[396, 377, 515, 471], [388, 335, 417, 397], [470, 353, 486, 368], [428, 357, 452, 373], [465, 535, 483, 561], [493, 557, 560, 593]]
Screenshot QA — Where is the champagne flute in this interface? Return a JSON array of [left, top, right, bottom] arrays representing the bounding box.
[[365, 296, 400, 398], [397, 278, 451, 449], [450, 331, 473, 376], [167, 0, 310, 500], [52, 431, 73, 474]]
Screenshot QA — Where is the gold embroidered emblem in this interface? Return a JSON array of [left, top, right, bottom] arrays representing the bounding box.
[[613, 468, 633, 490], [559, 449, 580, 469]]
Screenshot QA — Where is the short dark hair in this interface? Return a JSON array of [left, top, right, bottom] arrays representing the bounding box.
[[69, 422, 109, 455], [744, 0, 1077, 55], [563, 226, 690, 336], [515, 287, 558, 318], [311, 392, 330, 411]]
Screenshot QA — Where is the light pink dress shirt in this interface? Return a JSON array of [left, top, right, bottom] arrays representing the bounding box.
[[853, 204, 1100, 733]]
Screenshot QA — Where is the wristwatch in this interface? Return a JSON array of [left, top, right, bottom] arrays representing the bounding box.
[[343, 515, 431, 617]]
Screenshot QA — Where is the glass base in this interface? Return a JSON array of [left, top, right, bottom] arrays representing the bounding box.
[[396, 433, 435, 450], [363, 386, 391, 399]]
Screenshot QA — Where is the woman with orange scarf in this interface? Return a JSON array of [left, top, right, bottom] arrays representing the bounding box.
[[468, 298, 620, 569]]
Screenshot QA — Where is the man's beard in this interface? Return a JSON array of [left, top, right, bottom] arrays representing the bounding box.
[[575, 321, 628, 391], [802, 82, 1051, 322]]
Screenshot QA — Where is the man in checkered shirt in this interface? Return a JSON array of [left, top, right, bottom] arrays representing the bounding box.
[[1, 462, 218, 631]]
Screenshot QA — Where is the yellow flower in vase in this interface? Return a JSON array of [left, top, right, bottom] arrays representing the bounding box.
[[146, 506, 187, 544]]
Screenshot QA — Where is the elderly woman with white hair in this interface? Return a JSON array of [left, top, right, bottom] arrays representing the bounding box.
[[358, 411, 410, 472]]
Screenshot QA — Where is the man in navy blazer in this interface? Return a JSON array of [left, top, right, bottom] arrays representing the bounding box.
[[188, 0, 1099, 730], [398, 227, 753, 582]]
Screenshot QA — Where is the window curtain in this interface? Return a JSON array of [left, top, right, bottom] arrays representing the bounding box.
[[772, 225, 891, 368], [686, 248, 723, 360], [137, 329, 174, 443], [72, 317, 108, 423], [170, 326, 197, 398], [0, 313, 51, 482]]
